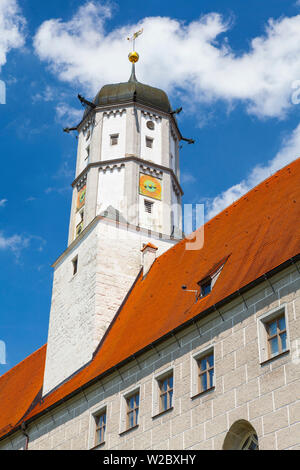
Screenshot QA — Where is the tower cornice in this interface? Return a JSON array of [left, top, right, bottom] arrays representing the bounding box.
[[71, 155, 184, 196], [77, 102, 182, 141]]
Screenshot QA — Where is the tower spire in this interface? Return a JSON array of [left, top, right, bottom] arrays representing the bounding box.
[[128, 63, 137, 83], [127, 28, 143, 82]]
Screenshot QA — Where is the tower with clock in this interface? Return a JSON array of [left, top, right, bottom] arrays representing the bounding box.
[[42, 45, 185, 395]]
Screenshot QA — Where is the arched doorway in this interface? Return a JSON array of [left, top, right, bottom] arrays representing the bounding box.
[[223, 420, 259, 450]]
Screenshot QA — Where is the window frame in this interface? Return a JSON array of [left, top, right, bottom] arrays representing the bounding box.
[[152, 367, 174, 418], [88, 404, 107, 450], [110, 133, 119, 146], [145, 136, 154, 149], [120, 386, 140, 435], [126, 391, 140, 430], [94, 409, 107, 446], [266, 314, 287, 358], [257, 305, 290, 365], [191, 346, 215, 398], [158, 372, 174, 414], [197, 352, 214, 394]]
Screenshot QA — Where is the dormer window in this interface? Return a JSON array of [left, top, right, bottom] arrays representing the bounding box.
[[199, 278, 212, 297], [146, 137, 153, 149], [197, 256, 229, 299], [110, 134, 119, 146]]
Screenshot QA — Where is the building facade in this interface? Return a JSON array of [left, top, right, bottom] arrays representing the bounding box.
[[0, 51, 299, 451]]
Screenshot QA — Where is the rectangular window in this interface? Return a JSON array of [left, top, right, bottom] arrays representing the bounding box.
[[85, 146, 90, 165], [110, 134, 119, 146], [266, 314, 287, 358], [95, 410, 106, 446], [126, 392, 139, 429], [197, 352, 214, 393], [159, 374, 173, 412], [72, 256, 78, 276], [144, 200, 153, 214], [146, 137, 153, 148], [257, 306, 289, 364], [76, 210, 84, 238]]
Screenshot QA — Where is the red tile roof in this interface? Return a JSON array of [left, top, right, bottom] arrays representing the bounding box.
[[0, 345, 46, 437], [1, 158, 300, 440]]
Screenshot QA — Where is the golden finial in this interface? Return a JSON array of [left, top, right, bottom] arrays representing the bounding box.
[[127, 28, 143, 63], [128, 51, 139, 63]]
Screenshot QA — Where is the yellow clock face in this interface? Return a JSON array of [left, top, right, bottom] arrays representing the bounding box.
[[77, 185, 86, 211], [139, 174, 162, 200]]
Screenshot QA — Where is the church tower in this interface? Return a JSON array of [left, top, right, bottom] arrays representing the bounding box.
[[42, 46, 184, 395]]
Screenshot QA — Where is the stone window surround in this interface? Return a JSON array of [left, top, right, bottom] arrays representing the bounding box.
[[88, 403, 107, 450], [110, 133, 119, 146], [119, 384, 141, 435], [146, 136, 154, 148], [190, 345, 215, 399], [152, 365, 174, 418], [257, 303, 290, 365]]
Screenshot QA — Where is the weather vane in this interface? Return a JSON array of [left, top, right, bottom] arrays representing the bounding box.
[[127, 28, 143, 63]]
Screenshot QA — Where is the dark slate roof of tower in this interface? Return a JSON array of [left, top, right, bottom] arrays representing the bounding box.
[[84, 64, 171, 116]]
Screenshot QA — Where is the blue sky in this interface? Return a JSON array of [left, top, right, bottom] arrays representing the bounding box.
[[1, 0, 300, 374]]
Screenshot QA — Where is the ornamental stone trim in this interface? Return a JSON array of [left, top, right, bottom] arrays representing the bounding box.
[[103, 109, 127, 118], [99, 163, 125, 174], [139, 164, 163, 180], [76, 174, 87, 191]]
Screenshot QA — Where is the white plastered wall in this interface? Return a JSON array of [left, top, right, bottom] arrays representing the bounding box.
[[140, 113, 162, 165], [42, 218, 175, 396], [101, 110, 126, 161], [97, 165, 125, 216]]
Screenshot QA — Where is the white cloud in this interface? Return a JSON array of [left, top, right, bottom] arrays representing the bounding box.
[[56, 103, 82, 125], [0, 0, 25, 70], [181, 172, 196, 184], [32, 85, 55, 103], [0, 232, 46, 262], [205, 126, 300, 219], [34, 2, 300, 118], [0, 232, 29, 255], [0, 199, 7, 207]]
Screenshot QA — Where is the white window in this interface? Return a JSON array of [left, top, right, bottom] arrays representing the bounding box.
[[88, 404, 107, 449], [94, 408, 106, 446], [257, 305, 290, 364], [119, 387, 140, 434], [191, 346, 214, 398], [152, 367, 174, 417]]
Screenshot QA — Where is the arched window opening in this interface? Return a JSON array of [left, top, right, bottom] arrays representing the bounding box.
[[223, 420, 259, 450]]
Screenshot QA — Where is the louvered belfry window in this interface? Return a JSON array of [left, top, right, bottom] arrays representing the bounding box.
[[144, 200, 153, 214]]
